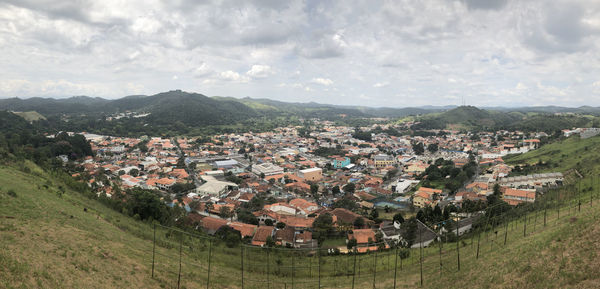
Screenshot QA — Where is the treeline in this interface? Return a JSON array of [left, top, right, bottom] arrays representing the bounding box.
[[0, 111, 93, 165]]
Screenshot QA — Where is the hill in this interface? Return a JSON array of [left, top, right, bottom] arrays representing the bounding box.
[[412, 106, 597, 132], [413, 106, 521, 130]]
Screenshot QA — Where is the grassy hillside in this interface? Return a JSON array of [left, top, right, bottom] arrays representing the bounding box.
[[505, 135, 600, 177], [12, 111, 47, 122]]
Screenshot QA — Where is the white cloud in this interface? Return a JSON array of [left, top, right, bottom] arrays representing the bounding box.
[[193, 62, 213, 78], [373, 82, 389, 88], [246, 65, 273, 78], [218, 70, 249, 83], [311, 78, 333, 86]]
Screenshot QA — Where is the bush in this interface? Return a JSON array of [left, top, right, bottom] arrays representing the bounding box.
[[7, 189, 17, 197]]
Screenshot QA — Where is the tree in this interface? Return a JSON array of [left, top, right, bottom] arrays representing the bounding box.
[[312, 213, 334, 244], [343, 182, 356, 194], [427, 143, 439, 153], [276, 222, 286, 229], [347, 238, 357, 250], [402, 218, 418, 247], [265, 219, 274, 226], [310, 183, 319, 196], [220, 206, 233, 220], [265, 236, 276, 247], [237, 208, 259, 225], [130, 168, 139, 177], [412, 142, 425, 155], [393, 212, 404, 224], [493, 183, 501, 196], [369, 209, 379, 220], [332, 185, 341, 195], [353, 217, 365, 228]]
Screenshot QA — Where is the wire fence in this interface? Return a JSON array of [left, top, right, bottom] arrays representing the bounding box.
[[148, 176, 599, 288]]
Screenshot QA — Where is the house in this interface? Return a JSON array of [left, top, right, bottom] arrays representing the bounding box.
[[347, 229, 377, 249], [373, 154, 395, 168], [413, 187, 442, 208], [331, 208, 365, 228], [155, 178, 176, 190], [199, 216, 228, 235], [251, 226, 275, 246], [229, 222, 257, 238], [379, 220, 403, 245], [331, 156, 351, 169], [289, 199, 319, 215], [275, 226, 295, 247], [502, 188, 536, 206], [298, 167, 323, 182]]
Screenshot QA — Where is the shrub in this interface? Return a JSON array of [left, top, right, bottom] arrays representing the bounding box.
[[7, 189, 17, 197]]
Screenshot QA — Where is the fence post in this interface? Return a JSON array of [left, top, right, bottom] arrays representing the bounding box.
[[318, 248, 322, 289], [177, 232, 183, 289], [438, 239, 442, 277], [393, 247, 398, 289], [544, 206, 547, 227], [523, 214, 527, 238], [291, 252, 295, 289], [240, 246, 244, 289], [503, 220, 508, 246], [207, 239, 213, 289], [267, 248, 270, 289], [456, 222, 460, 271], [419, 225, 423, 287], [352, 251, 357, 289], [152, 223, 156, 278], [476, 230, 481, 259], [372, 250, 377, 289]]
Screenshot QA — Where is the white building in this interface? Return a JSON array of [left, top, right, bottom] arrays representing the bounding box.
[[252, 162, 284, 176]]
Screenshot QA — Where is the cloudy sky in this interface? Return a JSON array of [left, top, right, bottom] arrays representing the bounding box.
[[1, 0, 600, 107]]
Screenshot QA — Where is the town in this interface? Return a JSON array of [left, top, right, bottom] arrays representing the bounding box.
[[68, 119, 566, 252]]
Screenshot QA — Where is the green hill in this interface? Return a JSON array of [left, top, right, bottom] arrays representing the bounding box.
[[413, 106, 520, 130], [413, 106, 596, 132]]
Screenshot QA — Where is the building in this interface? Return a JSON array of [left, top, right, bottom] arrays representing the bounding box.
[[298, 167, 323, 182], [331, 156, 351, 169], [213, 159, 238, 169], [251, 226, 275, 246], [196, 175, 238, 196], [412, 187, 442, 208], [373, 154, 395, 168], [252, 162, 284, 177], [497, 172, 563, 189], [503, 188, 536, 206]]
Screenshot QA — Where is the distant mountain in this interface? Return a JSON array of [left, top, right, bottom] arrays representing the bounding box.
[[1, 92, 599, 134], [413, 105, 595, 132], [412, 106, 518, 130]]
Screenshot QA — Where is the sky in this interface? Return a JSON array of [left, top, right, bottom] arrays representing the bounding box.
[[1, 0, 600, 107]]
